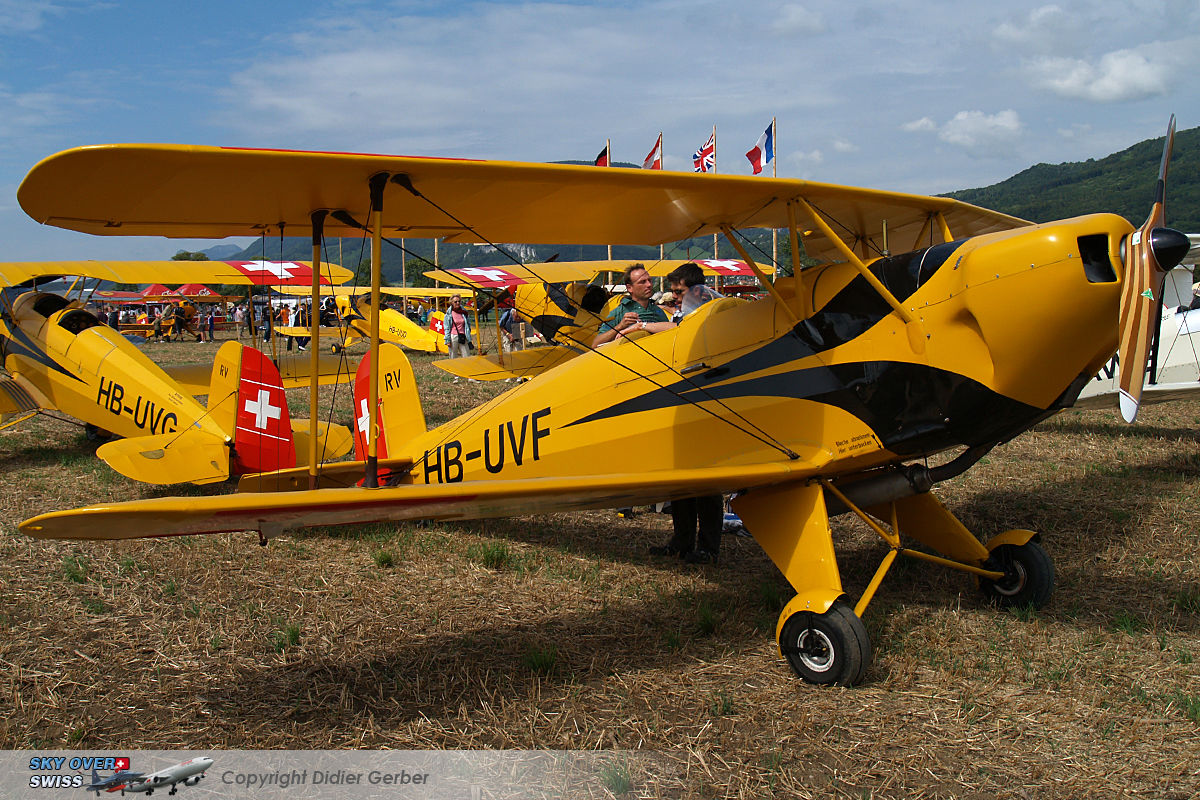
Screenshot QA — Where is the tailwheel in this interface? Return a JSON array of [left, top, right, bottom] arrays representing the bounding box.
[[979, 540, 1055, 609], [330, 342, 342, 355], [778, 600, 872, 686], [84, 424, 113, 443]]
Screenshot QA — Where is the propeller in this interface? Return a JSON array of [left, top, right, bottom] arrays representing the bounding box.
[[1116, 115, 1192, 422]]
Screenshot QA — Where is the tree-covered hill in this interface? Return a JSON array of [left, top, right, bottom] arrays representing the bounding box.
[[946, 125, 1199, 231]]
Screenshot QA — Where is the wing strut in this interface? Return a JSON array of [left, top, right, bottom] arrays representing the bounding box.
[[718, 225, 799, 326], [365, 173, 389, 488], [308, 210, 327, 489], [784, 201, 812, 317], [793, 196, 927, 354]]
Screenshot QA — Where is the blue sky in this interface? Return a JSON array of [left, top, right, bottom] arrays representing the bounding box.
[[2, 0, 1197, 260]]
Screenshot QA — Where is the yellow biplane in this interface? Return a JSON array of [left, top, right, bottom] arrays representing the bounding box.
[[0, 259, 356, 484], [274, 284, 475, 354], [15, 125, 1190, 685], [427, 259, 772, 381]]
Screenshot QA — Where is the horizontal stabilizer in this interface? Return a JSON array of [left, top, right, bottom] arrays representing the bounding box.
[[237, 458, 417, 492], [432, 346, 577, 381], [292, 419, 354, 466], [0, 373, 43, 415], [270, 350, 358, 387], [97, 430, 229, 485], [21, 461, 813, 541]]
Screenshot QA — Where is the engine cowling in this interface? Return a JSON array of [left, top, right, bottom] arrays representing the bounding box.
[[183, 776, 202, 786]]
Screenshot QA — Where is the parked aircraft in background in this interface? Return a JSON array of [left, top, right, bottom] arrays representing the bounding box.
[[0, 261, 354, 483]]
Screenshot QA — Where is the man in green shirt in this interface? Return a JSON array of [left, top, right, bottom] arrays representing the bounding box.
[[592, 263, 673, 347]]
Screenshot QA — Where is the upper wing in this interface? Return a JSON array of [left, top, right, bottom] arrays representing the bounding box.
[[276, 285, 463, 298], [426, 263, 600, 288], [0, 259, 354, 288], [20, 461, 813, 541], [18, 144, 1029, 262], [426, 259, 773, 289]]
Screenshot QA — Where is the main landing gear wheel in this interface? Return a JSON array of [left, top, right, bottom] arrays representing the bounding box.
[[979, 540, 1055, 609], [778, 600, 872, 686]]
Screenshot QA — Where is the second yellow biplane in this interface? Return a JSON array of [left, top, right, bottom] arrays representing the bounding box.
[[0, 259, 356, 484], [15, 124, 1190, 685], [274, 284, 475, 354], [426, 258, 771, 381]]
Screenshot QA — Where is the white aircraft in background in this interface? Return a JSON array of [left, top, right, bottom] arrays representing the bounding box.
[[122, 757, 213, 796], [1076, 234, 1200, 409]]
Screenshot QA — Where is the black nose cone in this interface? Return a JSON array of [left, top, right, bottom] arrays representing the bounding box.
[[1150, 227, 1192, 271]]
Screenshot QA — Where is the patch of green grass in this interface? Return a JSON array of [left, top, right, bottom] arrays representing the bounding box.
[[67, 724, 87, 744], [663, 630, 681, 650], [695, 600, 719, 636], [1110, 610, 1146, 635], [373, 549, 395, 568], [1171, 585, 1200, 614], [1175, 647, 1193, 665], [523, 644, 558, 675], [162, 578, 178, 598], [117, 556, 146, 575], [709, 690, 734, 716], [62, 555, 89, 584], [598, 760, 633, 796], [81, 598, 106, 615], [273, 622, 301, 653], [1171, 691, 1200, 723], [467, 541, 512, 570], [209, 634, 225, 650], [757, 579, 785, 611], [1012, 603, 1039, 623]]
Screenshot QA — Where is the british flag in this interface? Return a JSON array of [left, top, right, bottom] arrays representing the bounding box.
[[693, 131, 715, 173]]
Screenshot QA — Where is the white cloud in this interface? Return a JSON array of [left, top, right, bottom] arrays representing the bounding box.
[[0, 0, 64, 33], [938, 110, 1023, 157], [901, 117, 936, 133], [992, 5, 1069, 52], [1028, 48, 1171, 102], [774, 3, 823, 35], [832, 138, 857, 153]]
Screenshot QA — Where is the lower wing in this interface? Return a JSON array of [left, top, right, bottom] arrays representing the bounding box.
[[21, 461, 815, 541], [432, 346, 579, 381]]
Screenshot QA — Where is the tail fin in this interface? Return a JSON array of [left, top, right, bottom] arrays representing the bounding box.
[[208, 341, 296, 474], [352, 343, 426, 468]]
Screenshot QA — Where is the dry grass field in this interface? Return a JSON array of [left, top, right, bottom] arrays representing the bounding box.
[[2, 334, 1198, 798]]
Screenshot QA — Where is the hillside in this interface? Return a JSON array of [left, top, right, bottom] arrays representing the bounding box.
[[215, 127, 1200, 280], [946, 126, 1200, 230]]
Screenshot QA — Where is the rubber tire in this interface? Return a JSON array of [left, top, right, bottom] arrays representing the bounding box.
[[330, 343, 341, 355], [84, 424, 112, 443], [778, 600, 872, 687], [979, 540, 1055, 610]]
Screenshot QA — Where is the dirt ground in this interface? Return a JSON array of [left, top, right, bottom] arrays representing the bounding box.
[[2, 335, 1198, 798]]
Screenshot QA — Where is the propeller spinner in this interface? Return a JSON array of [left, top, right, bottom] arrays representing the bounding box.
[[1115, 115, 1192, 422]]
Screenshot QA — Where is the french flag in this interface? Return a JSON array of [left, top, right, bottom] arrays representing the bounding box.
[[745, 122, 775, 175]]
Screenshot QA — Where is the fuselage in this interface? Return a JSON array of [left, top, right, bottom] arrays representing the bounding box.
[[395, 214, 1131, 487], [0, 290, 223, 439], [124, 757, 212, 794]]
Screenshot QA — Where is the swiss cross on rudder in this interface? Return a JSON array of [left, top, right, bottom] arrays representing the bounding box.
[[233, 347, 296, 473], [352, 352, 389, 462]]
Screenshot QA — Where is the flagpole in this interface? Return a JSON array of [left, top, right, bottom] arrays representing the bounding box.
[[606, 137, 612, 263], [771, 117, 778, 271], [712, 124, 718, 259]]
